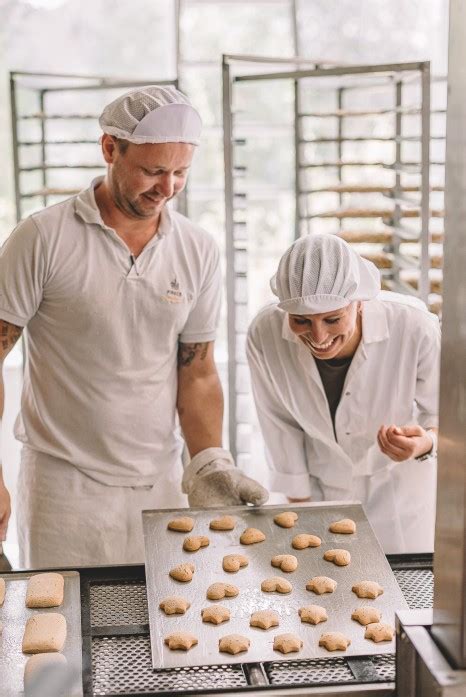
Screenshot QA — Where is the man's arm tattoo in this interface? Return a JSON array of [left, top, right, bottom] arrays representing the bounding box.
[[177, 342, 209, 367], [0, 320, 23, 356]]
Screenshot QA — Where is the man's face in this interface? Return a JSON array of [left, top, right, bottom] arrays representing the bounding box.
[[103, 137, 195, 219], [288, 302, 360, 359]]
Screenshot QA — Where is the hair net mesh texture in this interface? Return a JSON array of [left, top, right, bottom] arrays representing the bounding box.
[[99, 85, 202, 145], [272, 234, 381, 314]]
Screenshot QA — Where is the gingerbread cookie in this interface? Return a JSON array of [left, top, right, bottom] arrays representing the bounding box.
[[306, 576, 337, 595], [209, 515, 236, 531], [273, 633, 303, 654], [206, 582, 239, 600], [273, 511, 298, 528], [223, 554, 249, 573], [169, 563, 195, 583], [352, 581, 384, 599], [250, 610, 280, 630], [319, 632, 351, 652], [164, 632, 198, 651], [365, 622, 394, 642], [240, 527, 266, 545], [261, 577, 292, 594], [299, 604, 328, 625], [26, 573, 64, 609], [183, 536, 210, 552], [201, 605, 231, 625], [329, 518, 356, 534], [219, 634, 250, 655], [351, 607, 382, 626], [159, 596, 191, 615], [22, 613, 67, 654], [271, 554, 298, 573], [323, 549, 351, 566], [292, 533, 322, 549], [167, 517, 194, 532]]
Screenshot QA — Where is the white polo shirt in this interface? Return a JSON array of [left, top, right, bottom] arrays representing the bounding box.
[[0, 179, 222, 485]]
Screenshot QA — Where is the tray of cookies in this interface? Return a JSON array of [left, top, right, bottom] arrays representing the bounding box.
[[0, 570, 82, 696], [142, 502, 408, 670]]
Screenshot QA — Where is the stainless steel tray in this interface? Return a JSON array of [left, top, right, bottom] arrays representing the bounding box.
[[0, 570, 83, 696], [143, 502, 408, 670]]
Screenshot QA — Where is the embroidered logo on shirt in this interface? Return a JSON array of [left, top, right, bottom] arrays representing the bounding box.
[[162, 276, 184, 303]]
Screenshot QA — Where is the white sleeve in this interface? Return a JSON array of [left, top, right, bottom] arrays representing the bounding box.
[[179, 243, 222, 343], [0, 217, 46, 327], [246, 327, 311, 499], [415, 313, 441, 429]]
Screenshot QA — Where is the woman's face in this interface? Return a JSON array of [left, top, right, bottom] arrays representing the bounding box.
[[288, 301, 361, 360]]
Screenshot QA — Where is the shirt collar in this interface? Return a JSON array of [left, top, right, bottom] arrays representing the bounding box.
[[281, 297, 390, 346], [74, 176, 173, 240]]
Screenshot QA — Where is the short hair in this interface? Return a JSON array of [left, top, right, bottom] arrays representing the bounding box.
[[115, 138, 130, 154]]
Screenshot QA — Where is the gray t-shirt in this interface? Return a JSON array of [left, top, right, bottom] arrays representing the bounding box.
[[0, 179, 222, 486], [315, 355, 353, 437]]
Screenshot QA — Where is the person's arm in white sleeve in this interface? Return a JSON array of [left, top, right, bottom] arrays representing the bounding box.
[[0, 320, 23, 540], [246, 325, 311, 501], [377, 313, 440, 462]]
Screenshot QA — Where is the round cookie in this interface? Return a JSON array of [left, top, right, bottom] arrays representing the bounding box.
[[273, 511, 298, 528], [240, 527, 266, 545], [273, 633, 303, 654], [351, 607, 382, 626], [219, 634, 250, 655], [209, 515, 236, 531], [292, 533, 322, 549], [323, 549, 351, 566], [319, 632, 351, 652], [352, 581, 384, 599], [261, 577, 293, 594], [223, 554, 249, 573], [206, 582, 239, 600], [183, 536, 210, 552], [201, 605, 230, 625], [329, 518, 356, 534], [299, 604, 328, 625], [271, 554, 298, 573], [250, 610, 280, 630], [306, 576, 337, 595], [365, 622, 394, 642], [164, 632, 198, 651], [169, 563, 195, 583], [159, 596, 191, 615], [167, 517, 194, 533]]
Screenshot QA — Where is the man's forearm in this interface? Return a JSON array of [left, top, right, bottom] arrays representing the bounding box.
[[177, 372, 223, 458]]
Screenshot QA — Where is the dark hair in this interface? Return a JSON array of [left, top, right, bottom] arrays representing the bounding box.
[[115, 138, 130, 154]]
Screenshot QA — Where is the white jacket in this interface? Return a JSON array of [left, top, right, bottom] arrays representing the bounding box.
[[247, 292, 441, 553]]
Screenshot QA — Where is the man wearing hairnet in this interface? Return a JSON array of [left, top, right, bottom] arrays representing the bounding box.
[[247, 234, 440, 553], [0, 85, 267, 567]]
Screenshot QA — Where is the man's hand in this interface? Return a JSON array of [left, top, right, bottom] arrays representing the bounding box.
[[377, 424, 435, 462], [182, 447, 269, 507], [0, 478, 11, 541]]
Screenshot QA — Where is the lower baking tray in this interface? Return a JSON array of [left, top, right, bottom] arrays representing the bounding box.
[[0, 570, 83, 696], [142, 502, 408, 670]]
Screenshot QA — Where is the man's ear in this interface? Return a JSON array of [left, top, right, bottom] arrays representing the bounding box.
[[101, 134, 118, 165]]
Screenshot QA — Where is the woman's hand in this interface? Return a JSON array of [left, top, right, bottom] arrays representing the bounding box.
[[377, 424, 435, 462]]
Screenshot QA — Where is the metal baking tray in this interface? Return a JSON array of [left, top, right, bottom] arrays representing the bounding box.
[[0, 570, 83, 696], [142, 502, 408, 670]]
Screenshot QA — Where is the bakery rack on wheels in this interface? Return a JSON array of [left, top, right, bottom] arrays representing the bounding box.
[[77, 555, 432, 695], [9, 71, 188, 224]]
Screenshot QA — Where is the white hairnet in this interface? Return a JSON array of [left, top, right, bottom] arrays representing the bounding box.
[[271, 234, 381, 314], [99, 85, 202, 145]]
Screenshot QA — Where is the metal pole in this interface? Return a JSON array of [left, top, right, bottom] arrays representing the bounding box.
[[294, 79, 301, 240], [391, 79, 403, 291], [431, 0, 466, 669], [419, 62, 431, 303], [9, 73, 21, 222], [39, 90, 48, 209], [222, 57, 237, 460]]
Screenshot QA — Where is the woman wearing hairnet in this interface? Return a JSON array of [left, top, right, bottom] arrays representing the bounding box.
[[246, 234, 440, 553]]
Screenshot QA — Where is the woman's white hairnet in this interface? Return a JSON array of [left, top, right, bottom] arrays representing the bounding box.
[[271, 234, 381, 314], [99, 85, 202, 145]]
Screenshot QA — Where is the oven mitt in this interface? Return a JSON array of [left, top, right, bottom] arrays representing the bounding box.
[[182, 447, 269, 507]]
